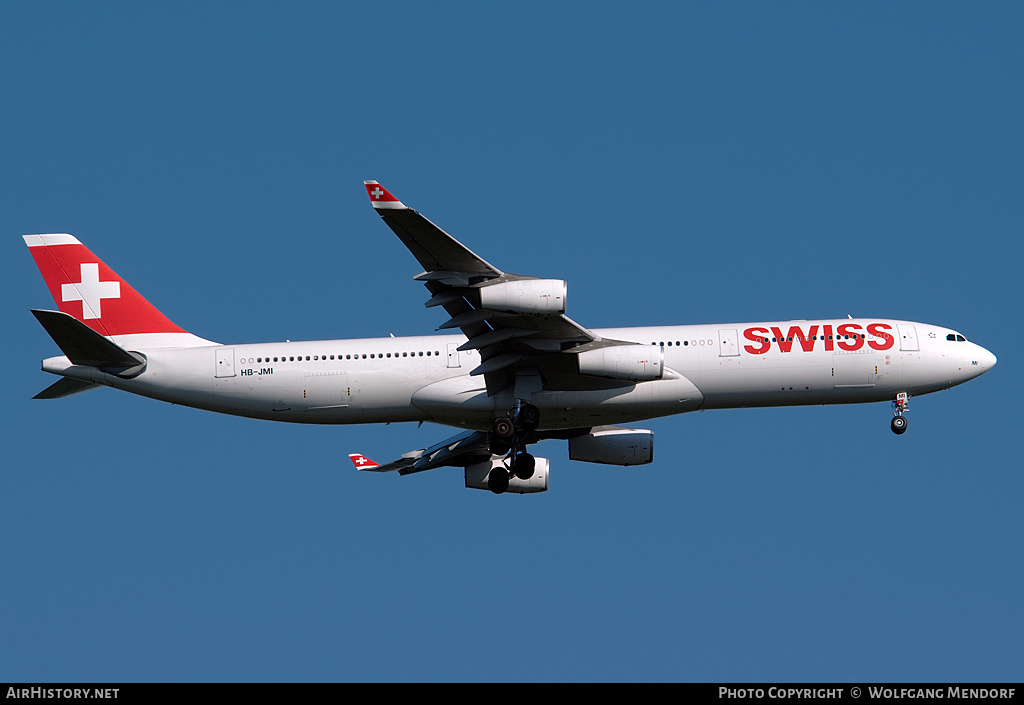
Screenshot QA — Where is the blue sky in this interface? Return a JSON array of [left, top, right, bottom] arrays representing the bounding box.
[[2, 3, 1021, 682]]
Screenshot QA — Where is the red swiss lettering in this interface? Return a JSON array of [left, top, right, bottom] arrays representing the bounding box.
[[769, 327, 792, 353], [769, 325, 819, 353], [742, 322, 895, 355], [743, 327, 770, 355], [836, 323, 865, 351], [867, 323, 895, 351], [795, 325, 819, 352]]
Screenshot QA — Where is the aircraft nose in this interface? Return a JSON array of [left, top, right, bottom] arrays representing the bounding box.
[[981, 347, 997, 370], [970, 344, 997, 375]]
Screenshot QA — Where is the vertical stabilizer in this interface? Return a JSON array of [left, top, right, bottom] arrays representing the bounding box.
[[24, 234, 214, 349]]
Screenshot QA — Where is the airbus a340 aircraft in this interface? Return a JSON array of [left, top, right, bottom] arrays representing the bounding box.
[[25, 181, 997, 494]]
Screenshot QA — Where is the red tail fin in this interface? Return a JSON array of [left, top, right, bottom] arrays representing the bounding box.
[[24, 233, 186, 338]]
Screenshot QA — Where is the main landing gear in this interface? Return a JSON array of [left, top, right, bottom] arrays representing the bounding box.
[[891, 392, 909, 435], [487, 400, 541, 494]]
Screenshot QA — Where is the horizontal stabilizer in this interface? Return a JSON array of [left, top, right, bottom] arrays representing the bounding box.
[[31, 309, 145, 373], [33, 377, 98, 400]]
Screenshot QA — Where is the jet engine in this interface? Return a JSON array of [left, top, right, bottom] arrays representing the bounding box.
[[478, 279, 567, 315], [569, 427, 654, 466], [465, 457, 549, 494], [576, 344, 664, 382]]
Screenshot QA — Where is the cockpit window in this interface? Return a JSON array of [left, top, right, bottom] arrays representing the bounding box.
[[947, 333, 968, 342], [957, 335, 966, 342], [947, 334, 956, 341]]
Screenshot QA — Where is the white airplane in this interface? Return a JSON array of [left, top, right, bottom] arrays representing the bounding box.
[[25, 181, 997, 494]]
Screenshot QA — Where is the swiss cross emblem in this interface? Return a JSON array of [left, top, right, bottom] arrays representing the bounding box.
[[61, 263, 120, 319], [354, 456, 369, 465], [371, 187, 384, 199]]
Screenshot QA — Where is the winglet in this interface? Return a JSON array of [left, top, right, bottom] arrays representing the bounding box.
[[364, 180, 406, 210], [348, 453, 381, 470]]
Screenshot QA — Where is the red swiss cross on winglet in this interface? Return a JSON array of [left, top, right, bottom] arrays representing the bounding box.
[[363, 180, 406, 210], [348, 453, 380, 470]]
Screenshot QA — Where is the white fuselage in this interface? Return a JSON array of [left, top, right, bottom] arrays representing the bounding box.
[[43, 318, 996, 431]]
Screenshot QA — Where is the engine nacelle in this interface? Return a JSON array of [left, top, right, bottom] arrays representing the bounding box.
[[576, 344, 664, 382], [465, 457, 549, 494], [478, 279, 567, 315], [569, 428, 654, 466]]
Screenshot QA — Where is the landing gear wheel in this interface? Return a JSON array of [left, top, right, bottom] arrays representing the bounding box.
[[511, 452, 535, 480], [519, 404, 540, 431], [487, 467, 510, 494], [492, 417, 515, 440], [891, 416, 908, 435]]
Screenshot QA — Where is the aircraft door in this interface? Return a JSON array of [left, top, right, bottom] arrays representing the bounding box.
[[897, 324, 919, 351], [215, 348, 236, 377], [447, 343, 460, 368], [719, 329, 739, 357]]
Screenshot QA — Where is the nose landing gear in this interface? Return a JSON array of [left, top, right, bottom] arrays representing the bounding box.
[[891, 392, 909, 435], [487, 401, 541, 493]]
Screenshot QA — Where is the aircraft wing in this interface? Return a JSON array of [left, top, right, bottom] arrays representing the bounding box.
[[365, 181, 641, 394], [350, 430, 493, 476], [350, 426, 598, 478]]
